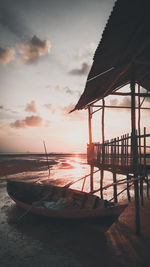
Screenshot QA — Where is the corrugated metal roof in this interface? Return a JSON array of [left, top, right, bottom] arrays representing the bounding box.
[[74, 0, 150, 110]]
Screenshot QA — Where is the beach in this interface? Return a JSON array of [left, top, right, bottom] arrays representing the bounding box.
[[0, 154, 118, 267], [1, 154, 150, 266]]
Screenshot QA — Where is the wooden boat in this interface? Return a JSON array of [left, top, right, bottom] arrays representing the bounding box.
[[7, 179, 127, 221]]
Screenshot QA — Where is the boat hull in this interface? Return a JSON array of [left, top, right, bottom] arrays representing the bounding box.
[[7, 179, 127, 221]]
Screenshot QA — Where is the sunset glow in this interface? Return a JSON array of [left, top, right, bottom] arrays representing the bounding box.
[[0, 0, 149, 153]]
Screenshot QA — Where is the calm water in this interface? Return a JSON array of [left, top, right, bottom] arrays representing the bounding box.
[[1, 153, 136, 202]]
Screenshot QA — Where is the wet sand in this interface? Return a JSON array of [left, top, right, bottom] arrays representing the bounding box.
[[0, 181, 115, 267], [0, 155, 57, 176], [1, 157, 150, 266], [0, 158, 115, 267]]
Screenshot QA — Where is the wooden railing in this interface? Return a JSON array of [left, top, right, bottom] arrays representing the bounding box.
[[87, 127, 150, 174]]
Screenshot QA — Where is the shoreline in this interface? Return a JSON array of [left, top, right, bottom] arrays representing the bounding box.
[[0, 158, 57, 177], [1, 156, 150, 266]]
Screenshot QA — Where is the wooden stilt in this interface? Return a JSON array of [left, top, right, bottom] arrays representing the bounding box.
[[127, 175, 131, 201], [147, 177, 149, 198], [138, 85, 144, 206], [100, 170, 104, 199], [99, 99, 105, 198], [140, 176, 144, 206], [131, 67, 140, 235], [90, 165, 94, 192], [102, 99, 105, 143], [143, 127, 149, 198], [88, 106, 92, 145], [88, 106, 94, 192], [113, 172, 117, 203]]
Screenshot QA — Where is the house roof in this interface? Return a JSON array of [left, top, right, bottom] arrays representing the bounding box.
[[74, 0, 150, 111]]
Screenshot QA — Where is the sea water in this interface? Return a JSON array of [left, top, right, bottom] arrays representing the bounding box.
[[0, 153, 135, 202]]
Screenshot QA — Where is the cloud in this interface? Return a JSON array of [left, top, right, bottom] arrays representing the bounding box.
[[60, 104, 75, 114], [109, 97, 131, 112], [44, 104, 52, 110], [10, 115, 43, 129], [0, 47, 15, 65], [109, 98, 119, 106], [0, 105, 20, 120], [10, 119, 26, 129], [55, 85, 73, 94], [109, 97, 131, 107], [0, 4, 30, 38], [65, 87, 73, 95], [60, 103, 86, 121], [69, 62, 90, 76], [44, 104, 56, 114], [55, 85, 80, 96], [25, 100, 37, 113], [20, 35, 51, 64], [120, 97, 131, 107]]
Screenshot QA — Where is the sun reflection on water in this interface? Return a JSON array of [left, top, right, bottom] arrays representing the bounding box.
[[5, 153, 135, 201]]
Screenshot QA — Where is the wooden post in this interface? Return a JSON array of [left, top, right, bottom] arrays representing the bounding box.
[[127, 175, 131, 201], [102, 99, 105, 143], [131, 68, 140, 235], [90, 165, 94, 192], [88, 106, 92, 145], [121, 136, 123, 166], [43, 140, 50, 177], [144, 127, 149, 198], [100, 170, 104, 199], [113, 172, 117, 203], [138, 85, 141, 168], [114, 138, 116, 166], [102, 99, 105, 164], [111, 139, 113, 166], [88, 106, 94, 192], [100, 99, 105, 198], [123, 135, 124, 166], [138, 85, 143, 206], [127, 134, 129, 167], [117, 137, 119, 165], [125, 135, 127, 166]]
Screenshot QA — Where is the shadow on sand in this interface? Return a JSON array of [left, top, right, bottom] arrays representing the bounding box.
[[5, 204, 114, 266]]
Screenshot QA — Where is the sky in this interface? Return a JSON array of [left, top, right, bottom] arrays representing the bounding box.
[[0, 0, 149, 153]]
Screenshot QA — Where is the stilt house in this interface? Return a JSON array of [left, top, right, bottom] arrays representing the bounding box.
[[73, 0, 150, 234]]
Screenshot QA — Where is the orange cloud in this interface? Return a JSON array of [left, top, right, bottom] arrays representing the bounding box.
[[20, 35, 51, 64], [60, 104, 86, 121], [10, 115, 42, 129], [0, 47, 15, 65], [25, 100, 37, 113]]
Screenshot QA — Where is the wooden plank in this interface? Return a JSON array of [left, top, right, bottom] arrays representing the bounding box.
[[91, 104, 150, 110]]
